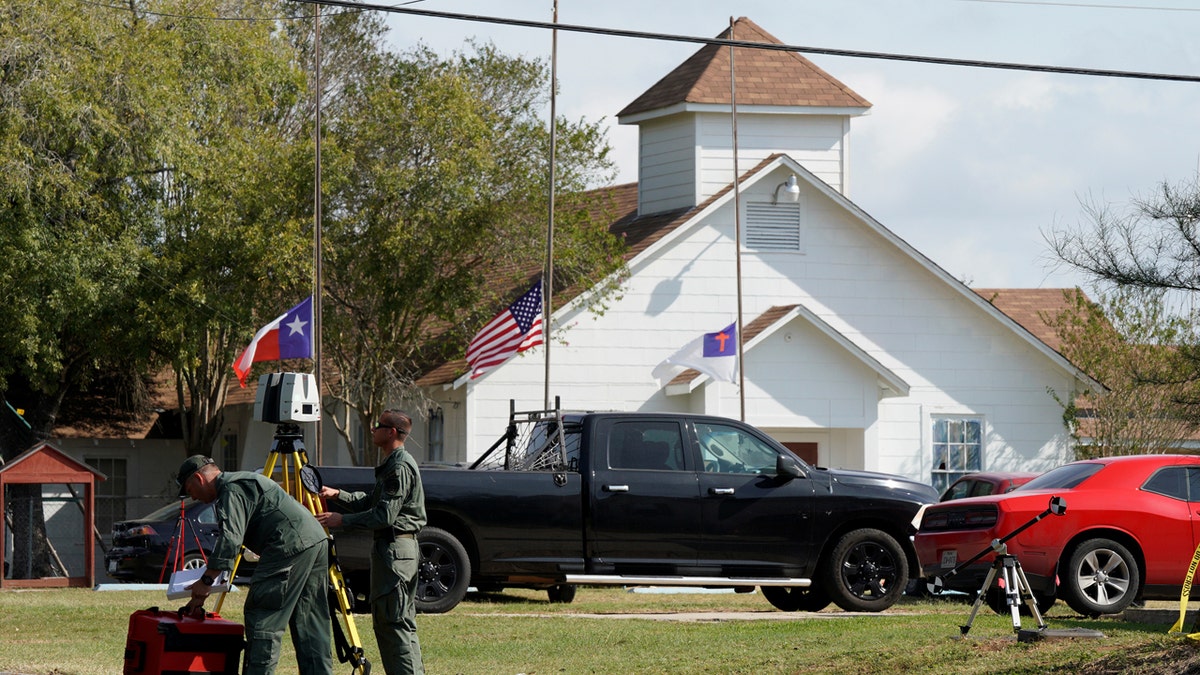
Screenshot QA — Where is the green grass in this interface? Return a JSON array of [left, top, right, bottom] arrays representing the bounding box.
[[0, 586, 1196, 674]]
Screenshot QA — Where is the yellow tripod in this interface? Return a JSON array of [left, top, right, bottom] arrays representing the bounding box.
[[215, 425, 370, 674]]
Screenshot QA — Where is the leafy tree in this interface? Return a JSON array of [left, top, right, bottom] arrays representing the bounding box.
[[320, 42, 625, 463], [1049, 174, 1200, 449], [1046, 288, 1200, 457], [0, 0, 166, 576], [130, 0, 316, 456]]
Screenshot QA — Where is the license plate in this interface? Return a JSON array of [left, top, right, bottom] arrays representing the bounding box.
[[940, 550, 957, 568], [107, 560, 117, 573]]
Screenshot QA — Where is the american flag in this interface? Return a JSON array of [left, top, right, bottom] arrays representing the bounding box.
[[466, 280, 544, 379]]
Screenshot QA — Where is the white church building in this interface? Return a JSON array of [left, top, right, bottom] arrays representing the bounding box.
[[406, 17, 1098, 490]]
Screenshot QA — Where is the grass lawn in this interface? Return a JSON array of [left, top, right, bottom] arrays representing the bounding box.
[[0, 585, 1197, 674]]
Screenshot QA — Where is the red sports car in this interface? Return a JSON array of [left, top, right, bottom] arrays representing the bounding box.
[[915, 454, 1200, 617]]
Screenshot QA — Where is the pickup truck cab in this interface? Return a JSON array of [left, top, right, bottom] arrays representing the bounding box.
[[319, 408, 937, 614]]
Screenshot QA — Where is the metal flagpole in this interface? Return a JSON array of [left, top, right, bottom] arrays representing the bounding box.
[[543, 0, 558, 411], [729, 17, 746, 422], [313, 6, 324, 463]]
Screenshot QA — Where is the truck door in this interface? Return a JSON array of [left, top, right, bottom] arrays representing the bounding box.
[[587, 418, 702, 574], [692, 420, 818, 577]]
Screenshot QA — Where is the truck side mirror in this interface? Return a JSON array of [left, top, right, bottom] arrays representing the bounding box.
[[776, 454, 807, 480]]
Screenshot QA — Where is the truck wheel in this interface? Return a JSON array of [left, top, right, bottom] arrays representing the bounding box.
[[1060, 538, 1139, 617], [546, 584, 576, 603], [761, 586, 830, 612], [416, 527, 471, 614], [819, 528, 907, 612]]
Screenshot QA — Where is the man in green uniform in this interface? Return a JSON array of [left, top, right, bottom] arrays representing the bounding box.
[[177, 455, 334, 675], [316, 409, 426, 675]]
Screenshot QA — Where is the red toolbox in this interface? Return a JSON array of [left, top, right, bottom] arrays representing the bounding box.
[[123, 607, 245, 675]]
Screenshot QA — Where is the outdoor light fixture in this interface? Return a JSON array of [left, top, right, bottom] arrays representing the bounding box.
[[772, 174, 801, 204]]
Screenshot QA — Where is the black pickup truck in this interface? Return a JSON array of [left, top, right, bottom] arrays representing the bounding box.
[[318, 405, 937, 614]]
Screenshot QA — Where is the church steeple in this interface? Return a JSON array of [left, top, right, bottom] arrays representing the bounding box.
[[617, 17, 871, 215]]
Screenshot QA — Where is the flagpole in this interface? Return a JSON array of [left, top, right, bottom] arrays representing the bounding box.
[[543, 0, 558, 411], [313, 6, 324, 463], [729, 17, 746, 422]]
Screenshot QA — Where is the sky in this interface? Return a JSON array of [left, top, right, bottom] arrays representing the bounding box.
[[374, 0, 1200, 290]]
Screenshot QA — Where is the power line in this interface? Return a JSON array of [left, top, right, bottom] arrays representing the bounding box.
[[290, 0, 1200, 83]]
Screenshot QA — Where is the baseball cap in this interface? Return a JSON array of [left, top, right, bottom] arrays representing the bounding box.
[[176, 455, 214, 497]]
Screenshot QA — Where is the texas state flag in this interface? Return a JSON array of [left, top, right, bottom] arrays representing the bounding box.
[[651, 321, 738, 385], [233, 296, 313, 387]]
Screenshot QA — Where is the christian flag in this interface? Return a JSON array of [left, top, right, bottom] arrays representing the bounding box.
[[232, 296, 313, 387], [466, 280, 544, 379], [651, 321, 738, 385]]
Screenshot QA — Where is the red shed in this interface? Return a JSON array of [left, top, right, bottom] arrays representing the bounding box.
[[0, 442, 107, 588]]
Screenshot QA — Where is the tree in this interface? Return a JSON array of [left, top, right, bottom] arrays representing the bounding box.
[[0, 0, 380, 575], [0, 0, 167, 576], [129, 0, 317, 456], [1050, 175, 1200, 429], [1045, 288, 1200, 457], [320, 42, 625, 463]]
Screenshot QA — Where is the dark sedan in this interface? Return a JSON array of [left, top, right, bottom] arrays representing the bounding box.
[[105, 499, 257, 583]]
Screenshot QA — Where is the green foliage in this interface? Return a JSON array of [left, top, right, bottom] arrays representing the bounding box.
[[1045, 287, 1200, 457], [0, 0, 626, 467], [0, 0, 163, 425], [320, 40, 624, 453]]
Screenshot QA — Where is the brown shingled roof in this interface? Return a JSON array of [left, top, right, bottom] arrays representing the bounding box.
[[618, 17, 870, 119], [974, 288, 1089, 353]]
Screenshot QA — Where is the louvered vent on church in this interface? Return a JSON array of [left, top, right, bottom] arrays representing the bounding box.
[[745, 202, 803, 252]]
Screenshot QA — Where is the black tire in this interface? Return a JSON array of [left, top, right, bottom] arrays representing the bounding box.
[[761, 586, 831, 612], [1060, 538, 1139, 617], [546, 584, 576, 603], [819, 528, 907, 612], [416, 527, 471, 614]]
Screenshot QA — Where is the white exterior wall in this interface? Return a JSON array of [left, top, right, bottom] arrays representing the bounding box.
[[452, 164, 1081, 486], [637, 116, 700, 215], [637, 111, 851, 215], [696, 112, 848, 199]]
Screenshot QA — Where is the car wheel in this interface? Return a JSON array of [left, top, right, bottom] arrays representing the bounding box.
[[819, 528, 907, 612], [1060, 538, 1139, 617], [546, 584, 576, 603], [416, 527, 471, 614], [181, 552, 208, 570], [761, 585, 831, 612]]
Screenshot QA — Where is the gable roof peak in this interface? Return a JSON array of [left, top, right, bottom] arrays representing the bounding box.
[[617, 16, 871, 120]]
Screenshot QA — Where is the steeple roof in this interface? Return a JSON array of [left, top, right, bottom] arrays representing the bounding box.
[[617, 16, 870, 119]]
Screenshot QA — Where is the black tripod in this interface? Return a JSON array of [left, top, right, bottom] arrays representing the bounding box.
[[928, 496, 1066, 642]]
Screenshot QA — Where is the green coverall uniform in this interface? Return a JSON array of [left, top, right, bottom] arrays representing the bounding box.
[[331, 448, 427, 675], [208, 471, 333, 675]]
